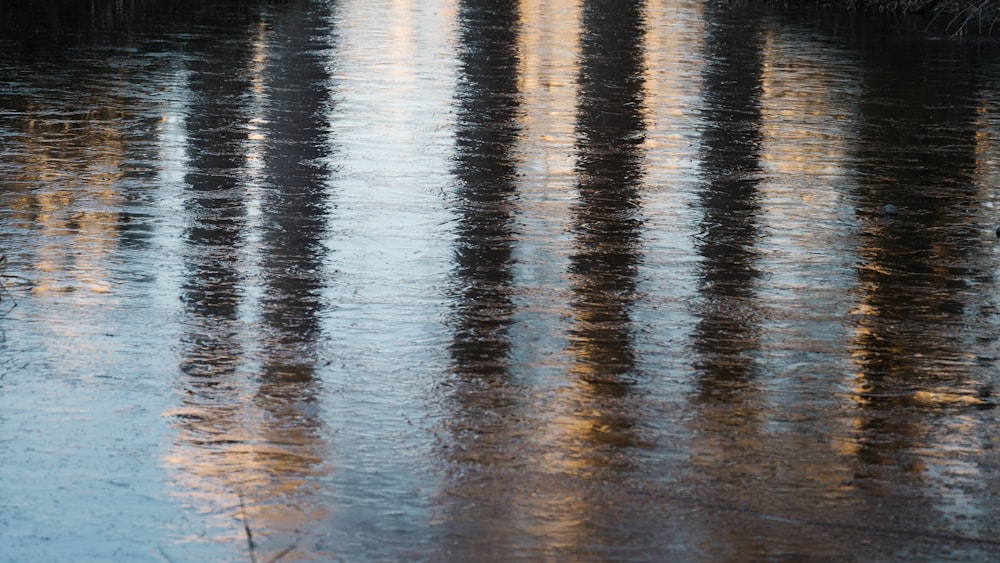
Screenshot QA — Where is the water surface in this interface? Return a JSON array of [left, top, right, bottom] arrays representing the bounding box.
[[3, 0, 1000, 560]]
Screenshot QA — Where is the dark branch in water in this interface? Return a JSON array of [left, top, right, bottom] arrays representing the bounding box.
[[156, 547, 178, 563], [265, 544, 297, 563], [0, 256, 15, 316], [240, 495, 258, 563], [237, 495, 298, 563]]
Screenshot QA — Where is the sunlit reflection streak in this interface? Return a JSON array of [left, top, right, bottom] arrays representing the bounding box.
[[501, 0, 580, 398], [242, 20, 270, 232], [641, 0, 704, 180], [974, 96, 1000, 370], [758, 32, 858, 185], [633, 1, 707, 378], [752, 26, 863, 495], [0, 59, 176, 401], [514, 0, 580, 230], [333, 0, 458, 176]]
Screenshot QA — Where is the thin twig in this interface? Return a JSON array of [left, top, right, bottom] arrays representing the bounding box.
[[240, 495, 258, 563], [265, 543, 298, 563], [0, 256, 13, 315], [156, 546, 178, 563]]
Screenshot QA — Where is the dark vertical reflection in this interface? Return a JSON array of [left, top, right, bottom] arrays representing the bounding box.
[[179, 18, 253, 383], [438, 0, 524, 554], [448, 0, 521, 388], [542, 0, 653, 557], [691, 6, 765, 402], [847, 33, 989, 528], [251, 0, 336, 549], [564, 0, 647, 458], [686, 3, 770, 558], [172, 11, 257, 545]]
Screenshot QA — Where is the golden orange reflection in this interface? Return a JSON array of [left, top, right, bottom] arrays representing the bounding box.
[[8, 103, 125, 297], [517, 0, 580, 188], [164, 386, 329, 542], [759, 33, 853, 183]]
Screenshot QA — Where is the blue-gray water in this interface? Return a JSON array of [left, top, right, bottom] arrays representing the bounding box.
[[3, 0, 1000, 560]]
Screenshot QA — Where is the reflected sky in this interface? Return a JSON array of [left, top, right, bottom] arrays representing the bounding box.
[[4, 0, 1000, 561]]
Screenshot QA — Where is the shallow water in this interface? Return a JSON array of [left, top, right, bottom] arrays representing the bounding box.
[[3, 0, 1000, 560]]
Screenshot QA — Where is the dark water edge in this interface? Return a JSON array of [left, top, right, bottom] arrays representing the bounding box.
[[774, 0, 1000, 36], [2, 0, 996, 39]]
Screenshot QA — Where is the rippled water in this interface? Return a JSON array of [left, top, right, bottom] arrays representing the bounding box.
[[4, 0, 1000, 560]]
